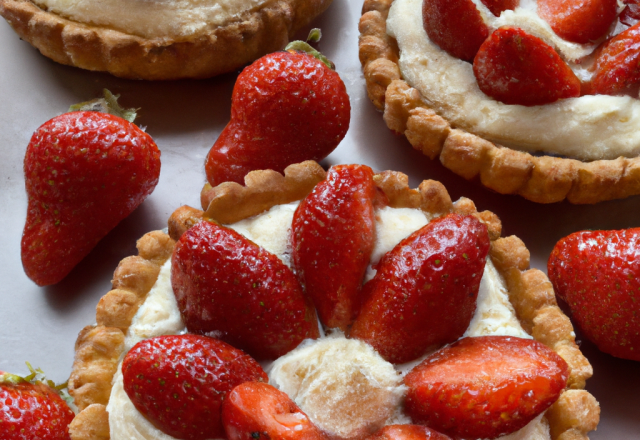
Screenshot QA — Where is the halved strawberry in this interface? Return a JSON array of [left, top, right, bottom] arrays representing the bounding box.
[[422, 0, 489, 61], [591, 22, 640, 95], [291, 164, 378, 331], [222, 382, 326, 440], [367, 425, 451, 440], [473, 27, 581, 106], [350, 214, 489, 364], [171, 220, 319, 360], [620, 0, 640, 27], [480, 0, 519, 16], [538, 0, 618, 44], [404, 336, 569, 439]]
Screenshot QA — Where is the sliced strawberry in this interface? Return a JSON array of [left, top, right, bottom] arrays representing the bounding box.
[[405, 336, 569, 439], [350, 214, 489, 364], [480, 0, 519, 16], [620, 0, 640, 27], [291, 164, 377, 331], [422, 0, 490, 61], [473, 27, 581, 106], [538, 0, 618, 44], [367, 425, 452, 440], [171, 220, 319, 360], [123, 335, 267, 440], [591, 22, 640, 95]]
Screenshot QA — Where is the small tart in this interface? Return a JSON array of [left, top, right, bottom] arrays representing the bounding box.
[[67, 161, 599, 440], [0, 0, 332, 79], [359, 0, 640, 204]]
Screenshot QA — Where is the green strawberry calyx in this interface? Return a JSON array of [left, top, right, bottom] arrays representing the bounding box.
[[0, 362, 76, 411], [285, 28, 335, 70], [69, 89, 138, 123]]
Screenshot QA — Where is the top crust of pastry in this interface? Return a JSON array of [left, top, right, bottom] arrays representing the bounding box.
[[358, 0, 640, 204], [69, 161, 599, 440], [0, 0, 332, 79]]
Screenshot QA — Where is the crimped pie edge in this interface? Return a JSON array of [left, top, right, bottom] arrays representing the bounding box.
[[0, 0, 332, 80], [358, 0, 640, 205], [67, 161, 600, 440]]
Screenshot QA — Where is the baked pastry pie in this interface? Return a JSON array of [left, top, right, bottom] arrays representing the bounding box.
[[0, 0, 332, 79], [359, 0, 640, 204], [65, 161, 599, 439]]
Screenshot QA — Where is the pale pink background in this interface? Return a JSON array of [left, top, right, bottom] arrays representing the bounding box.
[[0, 0, 638, 437]]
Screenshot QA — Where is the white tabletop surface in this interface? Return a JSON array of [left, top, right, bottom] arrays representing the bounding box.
[[1, 0, 639, 438]]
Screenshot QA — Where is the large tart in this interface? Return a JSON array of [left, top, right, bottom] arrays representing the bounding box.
[[65, 161, 599, 440], [359, 0, 640, 204], [0, 0, 332, 79]]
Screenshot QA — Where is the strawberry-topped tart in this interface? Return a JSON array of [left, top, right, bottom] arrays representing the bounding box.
[[64, 161, 599, 440], [359, 0, 640, 204]]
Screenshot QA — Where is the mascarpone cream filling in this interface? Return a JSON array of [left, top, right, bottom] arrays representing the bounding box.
[[33, 0, 273, 40], [388, 0, 640, 161], [107, 202, 547, 440]]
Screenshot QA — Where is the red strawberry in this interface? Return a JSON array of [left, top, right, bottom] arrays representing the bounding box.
[[0, 370, 75, 440], [22, 110, 161, 286], [422, 0, 490, 61], [291, 164, 378, 331], [548, 228, 640, 361], [122, 334, 267, 440], [480, 0, 519, 16], [591, 22, 640, 95], [171, 220, 319, 360], [350, 214, 489, 364], [205, 48, 350, 187], [473, 27, 581, 106], [620, 0, 640, 26], [538, 0, 618, 44], [404, 336, 569, 439], [367, 425, 451, 440], [222, 382, 326, 440]]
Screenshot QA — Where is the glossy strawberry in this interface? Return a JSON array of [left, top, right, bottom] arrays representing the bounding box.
[[291, 164, 378, 331], [405, 336, 569, 439], [473, 27, 581, 106], [205, 50, 350, 187], [367, 425, 451, 440], [591, 22, 640, 95], [22, 111, 161, 286], [222, 382, 326, 440], [123, 334, 267, 440], [171, 220, 319, 360], [548, 228, 640, 361], [350, 214, 489, 364], [422, 0, 489, 61], [538, 0, 617, 44], [0, 371, 74, 440], [480, 0, 519, 16]]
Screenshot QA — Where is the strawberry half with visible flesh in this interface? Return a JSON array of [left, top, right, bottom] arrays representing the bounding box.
[[422, 0, 489, 61], [405, 336, 569, 439], [222, 382, 327, 440], [22, 111, 161, 286], [473, 27, 581, 106], [548, 228, 640, 361], [367, 425, 451, 440], [0, 371, 75, 440], [205, 50, 350, 187], [350, 214, 489, 364], [291, 164, 378, 331], [591, 22, 640, 95], [171, 220, 319, 360], [538, 0, 618, 44], [123, 334, 267, 440]]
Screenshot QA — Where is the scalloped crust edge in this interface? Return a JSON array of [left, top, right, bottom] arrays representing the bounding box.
[[68, 162, 599, 439], [0, 0, 332, 80], [358, 0, 640, 204]]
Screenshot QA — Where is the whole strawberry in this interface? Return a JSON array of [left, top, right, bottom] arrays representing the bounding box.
[[22, 109, 161, 286], [0, 370, 75, 440], [548, 228, 640, 361], [122, 334, 268, 440], [205, 41, 350, 187]]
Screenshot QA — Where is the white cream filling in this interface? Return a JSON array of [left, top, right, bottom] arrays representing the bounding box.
[[33, 0, 273, 39], [388, 0, 640, 161], [108, 202, 546, 440]]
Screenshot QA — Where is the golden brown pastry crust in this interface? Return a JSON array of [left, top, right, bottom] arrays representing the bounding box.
[[0, 0, 332, 79], [359, 0, 640, 204], [71, 162, 599, 439]]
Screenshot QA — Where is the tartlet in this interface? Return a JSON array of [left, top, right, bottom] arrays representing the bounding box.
[[0, 0, 332, 79], [66, 161, 599, 439], [359, 0, 640, 204]]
